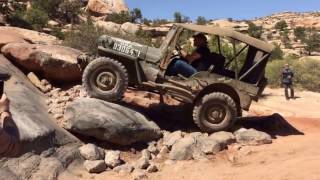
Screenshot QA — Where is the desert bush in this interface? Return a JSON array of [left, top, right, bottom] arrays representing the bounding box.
[[247, 21, 263, 39], [275, 20, 288, 31], [105, 11, 132, 24], [7, 8, 48, 31], [63, 18, 161, 54], [196, 16, 207, 25], [270, 43, 284, 60], [266, 58, 320, 92], [63, 19, 106, 54]]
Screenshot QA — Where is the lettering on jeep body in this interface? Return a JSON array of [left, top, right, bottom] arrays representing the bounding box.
[[112, 42, 141, 57]]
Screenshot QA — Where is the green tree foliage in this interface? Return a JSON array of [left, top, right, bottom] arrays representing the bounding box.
[[30, 0, 62, 17], [280, 29, 291, 48], [304, 28, 320, 55], [247, 21, 263, 39], [152, 19, 169, 26], [63, 18, 104, 54], [130, 8, 142, 23], [173, 11, 190, 23], [58, 0, 82, 23], [105, 11, 132, 24], [293, 27, 306, 41], [275, 20, 288, 31], [196, 16, 207, 25], [270, 43, 284, 60]]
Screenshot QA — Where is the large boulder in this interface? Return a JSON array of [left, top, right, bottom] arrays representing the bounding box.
[[0, 30, 28, 48], [86, 0, 128, 16], [95, 21, 121, 33], [1, 43, 83, 82], [0, 55, 78, 151], [63, 98, 162, 145], [121, 22, 139, 35], [0, 26, 58, 45], [0, 55, 80, 179]]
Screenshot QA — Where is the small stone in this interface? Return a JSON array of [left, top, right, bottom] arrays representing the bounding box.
[[84, 160, 107, 173], [46, 99, 53, 105], [53, 114, 63, 119], [196, 137, 222, 154], [188, 132, 203, 138], [79, 144, 104, 160], [163, 131, 183, 148], [147, 143, 158, 154], [105, 150, 122, 168], [169, 137, 196, 160], [146, 163, 158, 173], [132, 169, 147, 180], [141, 149, 151, 160], [113, 164, 134, 174], [210, 131, 236, 148], [136, 157, 150, 169], [234, 128, 272, 145], [159, 146, 169, 155]]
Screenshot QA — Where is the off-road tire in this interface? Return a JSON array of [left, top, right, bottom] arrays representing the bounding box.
[[193, 92, 237, 133], [82, 57, 128, 102]]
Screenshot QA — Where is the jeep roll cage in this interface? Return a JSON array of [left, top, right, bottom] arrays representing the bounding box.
[[160, 24, 274, 85]]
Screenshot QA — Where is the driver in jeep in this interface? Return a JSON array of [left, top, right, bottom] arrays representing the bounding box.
[[166, 32, 212, 77]]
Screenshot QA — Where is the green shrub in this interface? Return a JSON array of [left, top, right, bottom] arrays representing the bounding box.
[[196, 16, 207, 25], [247, 21, 263, 39], [7, 8, 48, 31], [266, 58, 320, 92], [24, 8, 49, 31], [270, 43, 284, 60], [63, 19, 106, 54], [275, 20, 288, 31], [105, 11, 132, 24], [63, 18, 161, 54]]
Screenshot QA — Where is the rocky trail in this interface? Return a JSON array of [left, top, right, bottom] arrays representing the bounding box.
[[57, 88, 320, 180]]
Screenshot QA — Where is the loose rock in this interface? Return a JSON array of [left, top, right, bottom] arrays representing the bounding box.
[[113, 164, 134, 174], [169, 137, 196, 160], [234, 128, 272, 145], [146, 163, 158, 173], [64, 98, 162, 145], [79, 144, 104, 161], [209, 131, 236, 148], [83, 160, 107, 173], [105, 150, 122, 168], [163, 131, 183, 148]]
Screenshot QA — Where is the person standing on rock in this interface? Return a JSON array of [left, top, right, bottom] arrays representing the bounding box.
[[281, 64, 294, 100], [0, 94, 20, 157]]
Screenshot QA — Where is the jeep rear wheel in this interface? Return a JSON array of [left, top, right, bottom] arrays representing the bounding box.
[[82, 57, 128, 102], [193, 92, 237, 133]]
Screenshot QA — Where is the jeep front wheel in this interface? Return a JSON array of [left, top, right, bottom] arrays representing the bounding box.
[[82, 57, 128, 102], [193, 92, 237, 133]]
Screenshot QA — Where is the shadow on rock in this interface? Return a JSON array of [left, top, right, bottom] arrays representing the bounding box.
[[120, 101, 199, 133], [235, 113, 304, 138]]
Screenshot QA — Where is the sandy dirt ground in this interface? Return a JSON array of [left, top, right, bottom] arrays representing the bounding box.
[[59, 88, 320, 180]]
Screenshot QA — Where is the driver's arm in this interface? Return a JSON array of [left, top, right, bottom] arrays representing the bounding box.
[[182, 51, 201, 63]]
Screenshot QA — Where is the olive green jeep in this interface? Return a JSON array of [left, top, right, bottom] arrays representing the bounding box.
[[79, 23, 274, 133]]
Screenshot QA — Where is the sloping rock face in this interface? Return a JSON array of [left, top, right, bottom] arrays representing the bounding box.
[[1, 43, 83, 82], [0, 30, 28, 48], [63, 98, 162, 145], [0, 55, 80, 180], [0, 26, 58, 45], [0, 55, 78, 153], [86, 0, 128, 16]]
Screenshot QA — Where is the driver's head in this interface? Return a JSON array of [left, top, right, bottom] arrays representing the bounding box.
[[193, 32, 207, 47]]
